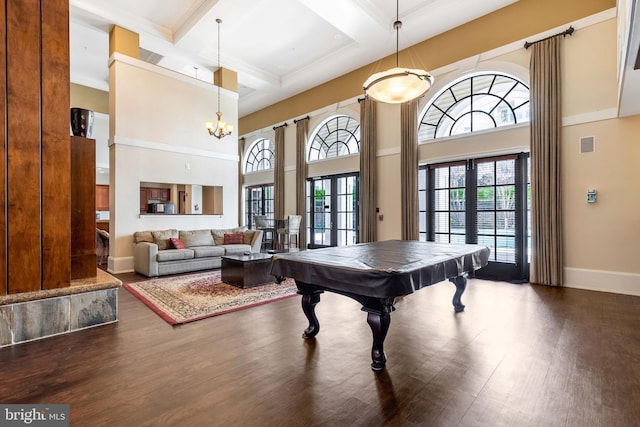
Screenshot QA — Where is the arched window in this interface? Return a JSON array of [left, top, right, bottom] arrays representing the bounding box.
[[419, 73, 529, 141], [244, 138, 275, 173], [308, 115, 360, 162]]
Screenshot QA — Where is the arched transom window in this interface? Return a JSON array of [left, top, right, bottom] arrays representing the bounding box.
[[244, 138, 275, 173], [308, 115, 360, 162], [419, 73, 530, 141]]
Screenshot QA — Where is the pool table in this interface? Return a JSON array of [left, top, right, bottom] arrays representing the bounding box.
[[270, 240, 490, 371]]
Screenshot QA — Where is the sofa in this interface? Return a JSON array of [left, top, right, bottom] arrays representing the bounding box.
[[133, 227, 263, 277]]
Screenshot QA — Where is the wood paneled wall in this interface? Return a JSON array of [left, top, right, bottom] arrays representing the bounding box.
[[1, 0, 71, 295]]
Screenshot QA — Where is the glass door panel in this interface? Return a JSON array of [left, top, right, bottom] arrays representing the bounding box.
[[308, 173, 359, 248], [420, 153, 529, 282], [245, 184, 274, 228], [310, 178, 332, 247], [336, 175, 357, 246]]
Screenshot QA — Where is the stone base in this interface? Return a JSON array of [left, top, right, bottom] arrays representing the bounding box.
[[0, 269, 121, 347]]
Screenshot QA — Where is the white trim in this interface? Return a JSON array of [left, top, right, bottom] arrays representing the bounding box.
[[562, 108, 618, 126], [377, 147, 401, 157], [307, 151, 359, 165], [308, 166, 359, 178], [243, 169, 275, 177], [108, 256, 135, 275], [111, 135, 239, 162], [108, 52, 239, 100], [71, 74, 109, 92], [419, 146, 530, 166], [564, 267, 640, 296], [419, 122, 529, 145]]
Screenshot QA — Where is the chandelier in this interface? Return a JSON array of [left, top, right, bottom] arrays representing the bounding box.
[[206, 18, 233, 139], [363, 1, 434, 104]]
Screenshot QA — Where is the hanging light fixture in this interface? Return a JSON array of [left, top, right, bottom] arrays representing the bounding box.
[[363, 0, 434, 104], [206, 18, 233, 139]]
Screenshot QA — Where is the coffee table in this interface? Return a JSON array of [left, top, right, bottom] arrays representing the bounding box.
[[221, 253, 275, 289]]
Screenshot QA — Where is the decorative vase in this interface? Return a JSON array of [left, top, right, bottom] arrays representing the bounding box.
[[70, 108, 94, 138]]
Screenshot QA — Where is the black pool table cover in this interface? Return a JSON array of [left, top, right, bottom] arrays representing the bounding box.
[[270, 240, 490, 298]]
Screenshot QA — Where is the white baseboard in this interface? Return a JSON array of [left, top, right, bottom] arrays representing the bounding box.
[[108, 256, 135, 275], [564, 268, 640, 296]]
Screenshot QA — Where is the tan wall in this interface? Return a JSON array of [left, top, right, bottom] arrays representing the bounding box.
[[70, 83, 109, 115], [562, 116, 640, 273], [237, 9, 640, 294]]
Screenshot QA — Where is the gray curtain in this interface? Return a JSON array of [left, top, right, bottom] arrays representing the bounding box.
[[529, 36, 563, 286], [359, 98, 377, 243], [274, 126, 285, 220], [238, 137, 245, 226], [401, 99, 419, 240], [295, 118, 309, 247]]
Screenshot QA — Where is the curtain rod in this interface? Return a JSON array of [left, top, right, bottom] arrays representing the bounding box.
[[524, 26, 574, 49], [272, 122, 288, 130], [293, 115, 309, 124]]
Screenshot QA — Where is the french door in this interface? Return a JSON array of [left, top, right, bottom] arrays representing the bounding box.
[[307, 173, 359, 248], [419, 153, 530, 282], [245, 184, 274, 228]]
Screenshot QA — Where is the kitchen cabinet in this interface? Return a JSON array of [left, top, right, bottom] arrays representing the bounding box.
[[140, 187, 171, 213], [140, 189, 148, 213], [148, 188, 170, 201], [96, 185, 109, 211]]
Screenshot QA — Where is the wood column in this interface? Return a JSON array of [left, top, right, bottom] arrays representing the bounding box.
[[1, 0, 71, 294], [71, 137, 96, 280], [0, 1, 6, 295]]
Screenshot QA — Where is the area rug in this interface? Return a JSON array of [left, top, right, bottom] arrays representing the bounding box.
[[123, 271, 298, 325]]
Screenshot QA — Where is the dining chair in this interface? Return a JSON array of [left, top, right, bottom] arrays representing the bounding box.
[[276, 214, 302, 250], [253, 215, 273, 251]]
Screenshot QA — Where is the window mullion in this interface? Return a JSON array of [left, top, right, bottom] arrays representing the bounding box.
[[466, 160, 477, 244]]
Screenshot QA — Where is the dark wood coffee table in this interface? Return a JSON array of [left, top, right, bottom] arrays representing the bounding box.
[[221, 253, 275, 289]]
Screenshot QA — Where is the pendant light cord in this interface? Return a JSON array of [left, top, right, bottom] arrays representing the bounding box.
[[216, 18, 221, 113], [394, 0, 400, 68]]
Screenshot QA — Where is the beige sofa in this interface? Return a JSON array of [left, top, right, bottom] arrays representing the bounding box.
[[133, 227, 263, 277]]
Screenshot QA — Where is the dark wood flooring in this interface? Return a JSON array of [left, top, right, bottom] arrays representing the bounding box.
[[1, 271, 639, 426]]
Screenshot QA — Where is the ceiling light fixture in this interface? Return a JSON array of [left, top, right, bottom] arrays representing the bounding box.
[[206, 18, 233, 139], [363, 0, 434, 104]]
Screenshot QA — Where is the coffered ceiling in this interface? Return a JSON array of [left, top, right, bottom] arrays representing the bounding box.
[[69, 0, 519, 117]]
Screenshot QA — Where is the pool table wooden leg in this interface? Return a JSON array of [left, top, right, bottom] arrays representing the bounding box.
[[449, 274, 467, 312], [300, 291, 322, 339], [366, 310, 391, 371]]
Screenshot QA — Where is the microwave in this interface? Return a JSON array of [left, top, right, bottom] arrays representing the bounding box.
[[148, 203, 164, 213], [148, 203, 175, 214]]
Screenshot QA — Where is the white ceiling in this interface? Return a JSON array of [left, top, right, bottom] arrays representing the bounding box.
[[69, 0, 520, 117]]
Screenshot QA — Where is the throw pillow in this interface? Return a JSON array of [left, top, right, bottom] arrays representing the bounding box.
[[170, 237, 186, 249], [223, 232, 245, 245], [133, 231, 154, 244], [151, 229, 178, 250], [179, 229, 214, 247]]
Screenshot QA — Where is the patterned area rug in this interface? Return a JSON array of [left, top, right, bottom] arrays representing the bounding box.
[[123, 271, 298, 325]]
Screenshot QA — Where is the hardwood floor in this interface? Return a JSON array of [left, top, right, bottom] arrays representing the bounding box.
[[1, 272, 639, 426]]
